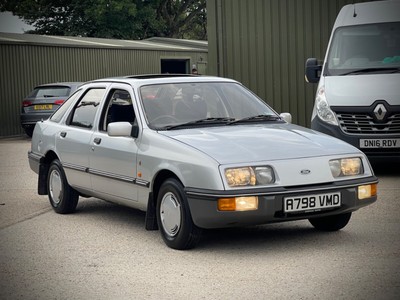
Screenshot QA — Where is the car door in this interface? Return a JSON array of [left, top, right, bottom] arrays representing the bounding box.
[[55, 86, 107, 192], [89, 84, 139, 202]]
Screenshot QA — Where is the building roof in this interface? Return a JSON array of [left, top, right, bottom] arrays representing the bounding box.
[[0, 32, 208, 52]]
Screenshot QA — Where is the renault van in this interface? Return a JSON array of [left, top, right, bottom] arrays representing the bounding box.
[[305, 0, 400, 162]]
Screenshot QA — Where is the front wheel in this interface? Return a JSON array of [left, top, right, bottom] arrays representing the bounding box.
[[156, 178, 202, 250], [47, 159, 79, 214], [309, 212, 352, 231]]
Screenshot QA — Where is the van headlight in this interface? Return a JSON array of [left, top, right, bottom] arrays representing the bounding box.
[[315, 86, 338, 126], [225, 166, 275, 187], [329, 157, 363, 177]]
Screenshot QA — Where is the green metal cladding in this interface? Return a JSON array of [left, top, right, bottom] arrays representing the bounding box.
[[207, 0, 373, 127], [0, 35, 207, 137]]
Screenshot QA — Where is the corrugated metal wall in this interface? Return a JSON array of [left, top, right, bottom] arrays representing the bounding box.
[[0, 44, 207, 137], [207, 0, 372, 127]]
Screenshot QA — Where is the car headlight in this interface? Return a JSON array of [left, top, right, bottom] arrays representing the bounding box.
[[315, 86, 338, 126], [225, 166, 275, 187], [329, 157, 363, 177]]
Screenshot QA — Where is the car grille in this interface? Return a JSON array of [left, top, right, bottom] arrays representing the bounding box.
[[337, 113, 400, 134]]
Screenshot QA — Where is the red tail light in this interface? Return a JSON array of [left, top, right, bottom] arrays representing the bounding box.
[[54, 100, 65, 105], [22, 100, 32, 107]]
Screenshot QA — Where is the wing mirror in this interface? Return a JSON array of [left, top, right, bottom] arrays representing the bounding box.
[[280, 113, 292, 123], [108, 122, 138, 138], [305, 58, 322, 83]]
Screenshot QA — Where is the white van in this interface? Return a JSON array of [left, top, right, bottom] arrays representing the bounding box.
[[305, 0, 400, 162]]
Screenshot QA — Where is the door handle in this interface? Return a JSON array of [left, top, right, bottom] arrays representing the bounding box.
[[60, 131, 67, 138], [93, 137, 102, 145]]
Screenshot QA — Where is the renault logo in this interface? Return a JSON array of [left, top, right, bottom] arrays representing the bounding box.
[[374, 104, 387, 121]]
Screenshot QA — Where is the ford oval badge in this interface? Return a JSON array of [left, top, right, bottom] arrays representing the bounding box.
[[300, 169, 311, 175]]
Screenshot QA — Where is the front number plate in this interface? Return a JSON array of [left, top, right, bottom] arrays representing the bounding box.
[[360, 139, 400, 149], [284, 192, 341, 213]]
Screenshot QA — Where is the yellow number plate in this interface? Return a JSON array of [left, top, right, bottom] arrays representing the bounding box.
[[34, 104, 53, 110]]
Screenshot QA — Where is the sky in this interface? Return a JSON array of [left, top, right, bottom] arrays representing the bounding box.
[[0, 11, 34, 33]]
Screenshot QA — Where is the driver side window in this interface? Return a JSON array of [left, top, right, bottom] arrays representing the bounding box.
[[100, 89, 135, 131]]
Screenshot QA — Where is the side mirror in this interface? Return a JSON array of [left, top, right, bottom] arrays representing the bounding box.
[[280, 113, 292, 123], [305, 58, 322, 83], [108, 122, 133, 137]]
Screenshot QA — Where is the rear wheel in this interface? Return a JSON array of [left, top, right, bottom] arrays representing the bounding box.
[[23, 125, 34, 137], [156, 178, 202, 250], [47, 159, 79, 214], [309, 212, 352, 231]]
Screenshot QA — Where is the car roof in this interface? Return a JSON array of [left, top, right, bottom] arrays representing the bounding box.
[[87, 74, 238, 87]]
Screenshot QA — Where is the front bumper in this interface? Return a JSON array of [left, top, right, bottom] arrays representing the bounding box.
[[185, 177, 378, 229], [312, 118, 400, 162]]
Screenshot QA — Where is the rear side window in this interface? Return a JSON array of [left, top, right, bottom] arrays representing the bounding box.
[[69, 88, 105, 129], [50, 90, 82, 123], [29, 86, 71, 98]]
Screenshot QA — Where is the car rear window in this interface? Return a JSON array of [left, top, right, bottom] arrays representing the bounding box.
[[29, 87, 71, 98]]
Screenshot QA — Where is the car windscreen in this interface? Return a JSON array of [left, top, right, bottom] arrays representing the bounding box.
[[325, 22, 400, 76], [140, 82, 277, 129], [29, 86, 71, 98]]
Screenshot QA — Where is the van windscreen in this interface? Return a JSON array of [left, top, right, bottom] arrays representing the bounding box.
[[325, 22, 400, 76]]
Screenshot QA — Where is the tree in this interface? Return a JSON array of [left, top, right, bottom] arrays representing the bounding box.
[[0, 0, 207, 40], [156, 0, 207, 39]]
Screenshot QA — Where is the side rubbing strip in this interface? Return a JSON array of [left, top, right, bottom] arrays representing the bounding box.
[[63, 163, 150, 188], [62, 162, 87, 172], [135, 178, 150, 188]]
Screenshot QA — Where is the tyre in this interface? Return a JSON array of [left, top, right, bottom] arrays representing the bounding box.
[[309, 212, 352, 231], [23, 125, 34, 137], [47, 159, 79, 214], [156, 178, 202, 250]]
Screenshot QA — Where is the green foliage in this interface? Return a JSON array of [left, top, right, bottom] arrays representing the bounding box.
[[1, 0, 206, 40]]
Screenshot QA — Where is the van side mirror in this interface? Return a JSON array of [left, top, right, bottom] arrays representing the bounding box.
[[305, 58, 322, 83]]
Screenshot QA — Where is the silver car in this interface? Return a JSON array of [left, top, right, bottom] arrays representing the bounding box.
[[28, 75, 378, 250]]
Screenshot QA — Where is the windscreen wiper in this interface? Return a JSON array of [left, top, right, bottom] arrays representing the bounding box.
[[227, 114, 281, 125], [164, 117, 235, 130], [340, 67, 400, 76]]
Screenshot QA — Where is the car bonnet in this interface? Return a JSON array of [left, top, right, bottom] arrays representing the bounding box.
[[159, 123, 359, 165]]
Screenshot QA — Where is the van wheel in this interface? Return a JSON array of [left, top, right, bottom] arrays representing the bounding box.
[[309, 212, 352, 231], [47, 159, 79, 214], [156, 178, 202, 250]]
